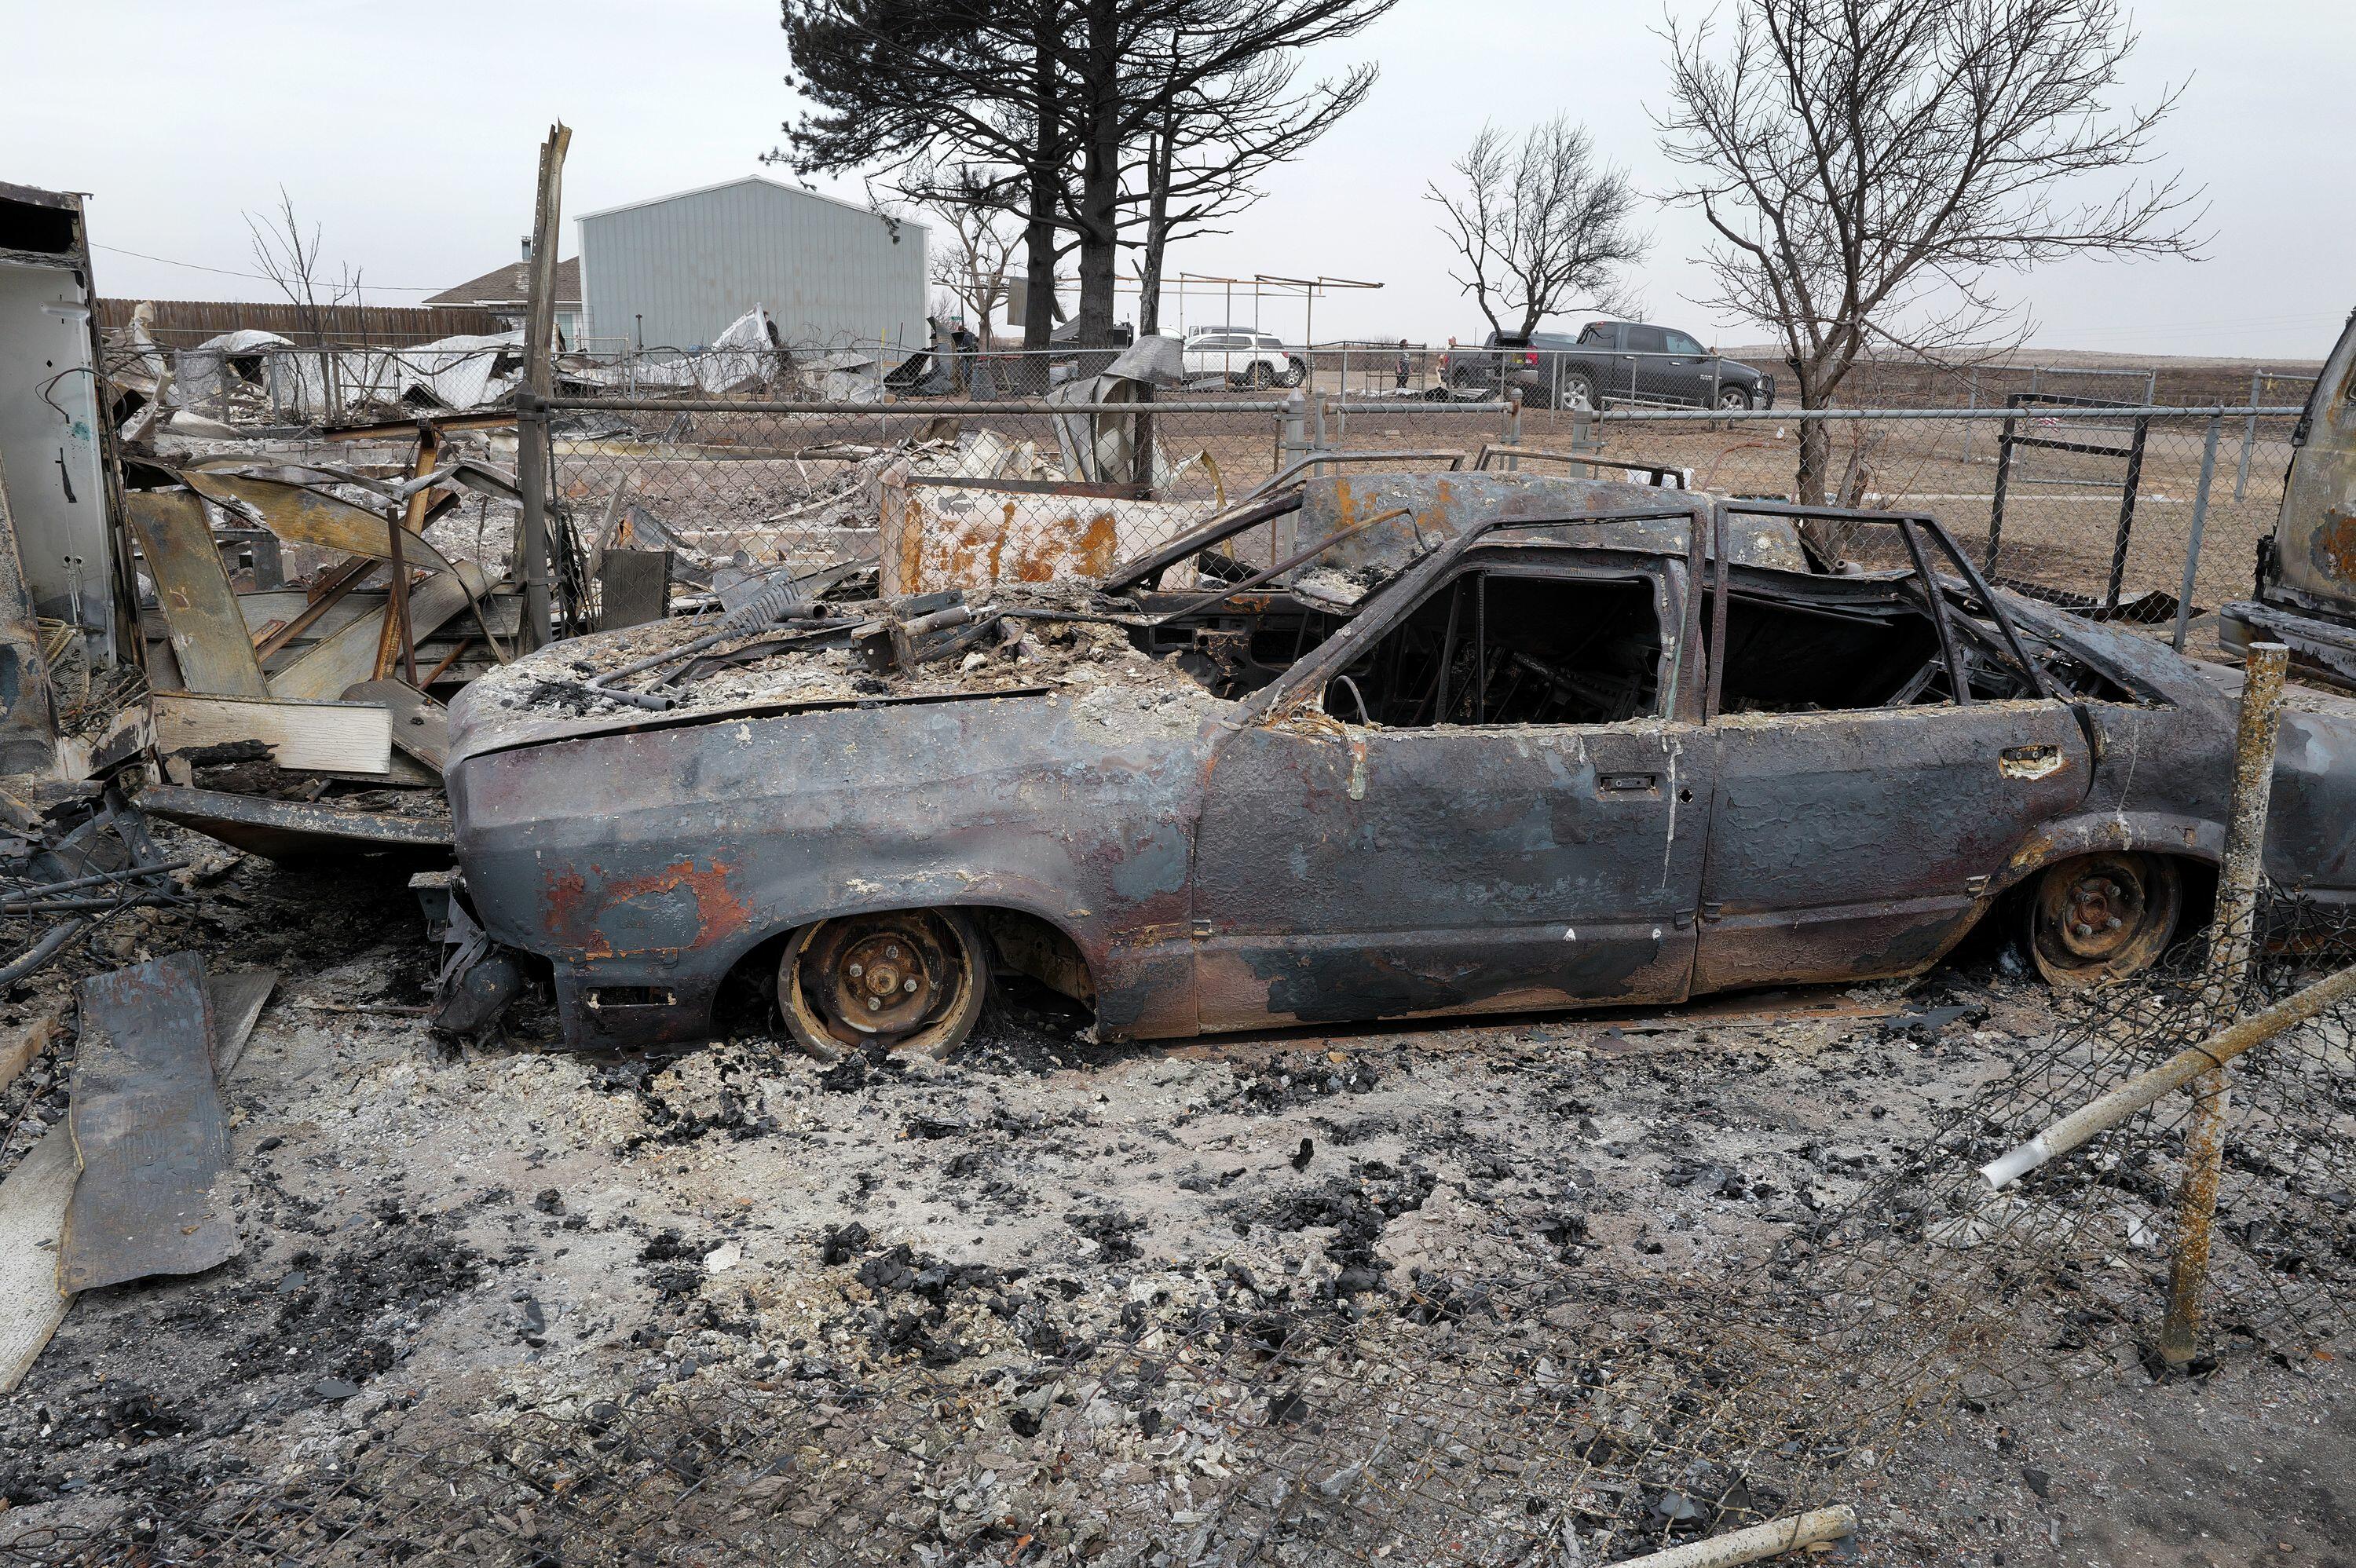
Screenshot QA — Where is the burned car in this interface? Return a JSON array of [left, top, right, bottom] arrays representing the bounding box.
[[442, 470, 2356, 1058]]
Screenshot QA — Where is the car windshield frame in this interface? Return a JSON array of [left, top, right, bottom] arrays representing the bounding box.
[[1244, 502, 1715, 727], [1238, 498, 2057, 730]]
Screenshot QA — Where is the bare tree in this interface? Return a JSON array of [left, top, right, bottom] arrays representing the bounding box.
[[244, 188, 364, 347], [1126, 35, 1387, 336], [1426, 117, 1647, 339], [777, 0, 1080, 349], [1656, 0, 2204, 502], [245, 188, 367, 413], [778, 0, 1393, 351], [922, 174, 1023, 346]]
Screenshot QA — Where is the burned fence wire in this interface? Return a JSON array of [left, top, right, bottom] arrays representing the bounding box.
[[5, 886, 2353, 1566]]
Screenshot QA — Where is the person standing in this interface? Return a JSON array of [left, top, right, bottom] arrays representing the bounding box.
[[949, 318, 977, 395], [1396, 339, 1411, 390]]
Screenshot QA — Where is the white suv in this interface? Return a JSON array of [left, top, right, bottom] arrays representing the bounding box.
[[1181, 328, 1303, 389]]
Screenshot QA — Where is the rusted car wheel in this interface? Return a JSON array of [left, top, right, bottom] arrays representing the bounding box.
[[2027, 853, 2182, 987], [778, 909, 988, 1062]]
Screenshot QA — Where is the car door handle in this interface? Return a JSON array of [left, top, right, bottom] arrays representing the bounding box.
[[1599, 771, 1659, 793], [1999, 743, 2065, 780]]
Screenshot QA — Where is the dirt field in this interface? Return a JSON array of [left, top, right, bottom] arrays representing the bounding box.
[[2, 832, 2351, 1565]]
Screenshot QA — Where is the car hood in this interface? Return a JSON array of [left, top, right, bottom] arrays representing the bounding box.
[[444, 609, 1220, 768]]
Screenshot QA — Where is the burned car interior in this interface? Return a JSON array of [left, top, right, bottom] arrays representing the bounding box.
[[1323, 565, 1665, 728]]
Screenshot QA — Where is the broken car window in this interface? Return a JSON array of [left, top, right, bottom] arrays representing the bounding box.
[[1703, 579, 1952, 712], [1323, 565, 1663, 728]]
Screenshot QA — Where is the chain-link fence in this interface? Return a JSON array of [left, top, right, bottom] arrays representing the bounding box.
[[4, 883, 2350, 1566], [524, 389, 2301, 651]]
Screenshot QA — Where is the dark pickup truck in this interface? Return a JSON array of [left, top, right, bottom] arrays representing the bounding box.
[[1442, 321, 1775, 411]]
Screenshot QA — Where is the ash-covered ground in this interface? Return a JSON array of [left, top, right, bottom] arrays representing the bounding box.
[[0, 841, 2350, 1566]]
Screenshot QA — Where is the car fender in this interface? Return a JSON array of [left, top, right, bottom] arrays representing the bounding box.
[[1992, 810, 2220, 896]]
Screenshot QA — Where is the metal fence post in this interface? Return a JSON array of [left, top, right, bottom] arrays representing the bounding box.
[[2172, 413, 2223, 652], [2102, 415, 2149, 614], [516, 389, 551, 653], [2233, 369, 2262, 502], [1984, 404, 2020, 575], [2160, 639, 2288, 1369]]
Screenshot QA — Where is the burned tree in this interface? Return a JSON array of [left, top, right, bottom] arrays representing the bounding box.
[[1426, 117, 1646, 339], [1655, 0, 2203, 502]]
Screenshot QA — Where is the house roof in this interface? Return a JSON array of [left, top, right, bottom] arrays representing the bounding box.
[[575, 174, 926, 232], [425, 256, 580, 309]]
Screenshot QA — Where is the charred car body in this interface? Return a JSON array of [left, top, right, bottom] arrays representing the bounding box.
[[2222, 307, 2356, 685], [443, 470, 2356, 1058]]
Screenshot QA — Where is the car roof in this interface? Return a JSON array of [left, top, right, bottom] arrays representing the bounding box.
[[1291, 473, 1813, 581]]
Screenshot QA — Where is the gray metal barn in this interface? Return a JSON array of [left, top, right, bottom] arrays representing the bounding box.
[[576, 176, 927, 353]]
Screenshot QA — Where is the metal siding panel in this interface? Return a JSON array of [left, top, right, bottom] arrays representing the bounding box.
[[581, 179, 925, 355]]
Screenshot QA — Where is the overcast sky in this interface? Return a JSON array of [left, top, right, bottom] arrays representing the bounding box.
[[9, 0, 2351, 359]]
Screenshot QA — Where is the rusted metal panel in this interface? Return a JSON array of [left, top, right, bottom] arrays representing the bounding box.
[[878, 471, 1209, 598], [0, 451, 60, 774], [179, 469, 470, 579], [1192, 712, 1714, 1028], [1297, 472, 1810, 582], [269, 560, 492, 701], [343, 679, 451, 770], [121, 490, 271, 698], [2222, 312, 2356, 682], [62, 953, 240, 1292], [1693, 700, 2091, 993]]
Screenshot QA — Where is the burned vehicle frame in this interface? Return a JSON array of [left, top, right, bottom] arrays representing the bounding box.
[[441, 471, 2356, 1058]]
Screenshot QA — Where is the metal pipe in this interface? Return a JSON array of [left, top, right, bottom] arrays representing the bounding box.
[[2102, 415, 2150, 614], [1152, 507, 1413, 626], [535, 394, 2296, 422], [3, 891, 191, 916], [0, 919, 83, 987], [1898, 519, 1972, 705], [1, 860, 188, 900], [1985, 407, 2020, 573], [1982, 938, 2356, 1194], [1603, 1507, 1858, 1568], [1705, 505, 1730, 722], [517, 390, 551, 654], [2233, 369, 2261, 502], [2171, 413, 2222, 652], [542, 397, 1314, 415], [2159, 638, 2287, 1367], [1590, 404, 2301, 423]]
